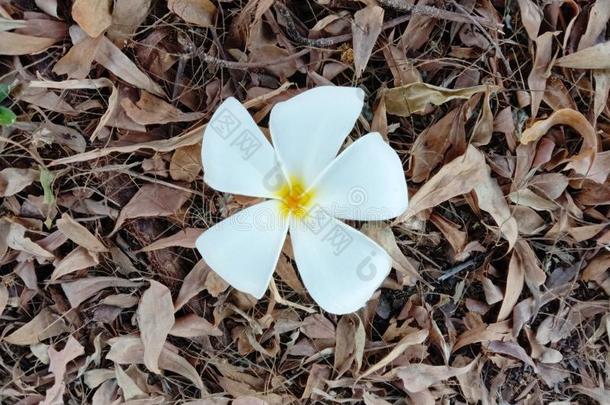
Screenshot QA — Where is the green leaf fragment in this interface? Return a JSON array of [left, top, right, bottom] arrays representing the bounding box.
[[0, 106, 16, 126]]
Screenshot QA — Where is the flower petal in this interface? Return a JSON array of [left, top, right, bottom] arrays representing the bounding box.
[[270, 86, 365, 185], [195, 200, 288, 298], [290, 214, 391, 314], [202, 97, 286, 198], [313, 133, 408, 220]]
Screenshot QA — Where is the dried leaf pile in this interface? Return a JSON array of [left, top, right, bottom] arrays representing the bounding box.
[[0, 0, 609, 404]]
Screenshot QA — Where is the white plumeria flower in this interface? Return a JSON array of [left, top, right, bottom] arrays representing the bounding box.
[[196, 86, 408, 314]]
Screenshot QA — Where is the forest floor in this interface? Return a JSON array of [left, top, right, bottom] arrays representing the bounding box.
[[0, 0, 609, 404]]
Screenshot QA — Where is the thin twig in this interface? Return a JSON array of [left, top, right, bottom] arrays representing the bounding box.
[[377, 0, 501, 30]]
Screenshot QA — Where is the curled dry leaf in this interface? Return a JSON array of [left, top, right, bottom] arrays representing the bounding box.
[[136, 280, 175, 374], [72, 0, 112, 37], [56, 213, 108, 252], [122, 91, 204, 125], [520, 108, 598, 178], [352, 5, 384, 79], [0, 31, 57, 55], [107, 336, 205, 390], [385, 83, 497, 117], [3, 308, 69, 345], [168, 0, 217, 27], [41, 336, 85, 405], [0, 168, 39, 197], [110, 183, 190, 235]]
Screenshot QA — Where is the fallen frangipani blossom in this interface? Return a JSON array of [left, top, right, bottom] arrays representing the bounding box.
[[196, 87, 408, 314]]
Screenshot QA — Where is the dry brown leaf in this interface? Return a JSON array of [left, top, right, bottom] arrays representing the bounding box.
[[471, 89, 493, 145], [360, 329, 428, 379], [352, 5, 384, 79], [393, 359, 477, 393], [168, 0, 217, 27], [107, 0, 152, 47], [169, 314, 223, 337], [41, 336, 85, 405], [71, 26, 164, 96], [174, 260, 212, 310], [528, 32, 557, 119], [409, 108, 459, 182], [334, 314, 365, 376], [517, 0, 543, 40], [497, 247, 526, 321], [361, 222, 422, 284], [170, 143, 202, 182], [0, 168, 38, 197], [61, 277, 143, 308], [114, 365, 146, 401], [49, 123, 203, 167], [487, 340, 536, 369], [3, 308, 68, 345], [110, 183, 190, 235], [0, 284, 8, 317], [593, 69, 610, 119], [385, 83, 496, 117], [107, 336, 204, 390], [51, 246, 100, 281], [28, 78, 119, 141], [454, 321, 511, 351], [578, 0, 610, 51], [137, 228, 202, 253], [35, 0, 59, 18], [137, 280, 175, 374], [56, 213, 108, 252], [399, 145, 486, 222], [300, 314, 335, 340], [72, 0, 112, 37], [0, 218, 55, 259], [53, 34, 102, 79], [122, 91, 204, 125], [520, 108, 598, 177], [474, 162, 518, 250], [0, 31, 57, 55], [570, 385, 610, 405], [555, 41, 610, 69]]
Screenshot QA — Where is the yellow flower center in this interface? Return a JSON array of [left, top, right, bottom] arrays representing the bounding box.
[[276, 177, 315, 219]]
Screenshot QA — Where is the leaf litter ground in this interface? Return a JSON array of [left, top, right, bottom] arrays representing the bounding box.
[[0, 0, 609, 404]]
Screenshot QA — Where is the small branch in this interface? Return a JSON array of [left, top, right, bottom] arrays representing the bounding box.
[[195, 48, 310, 70]]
